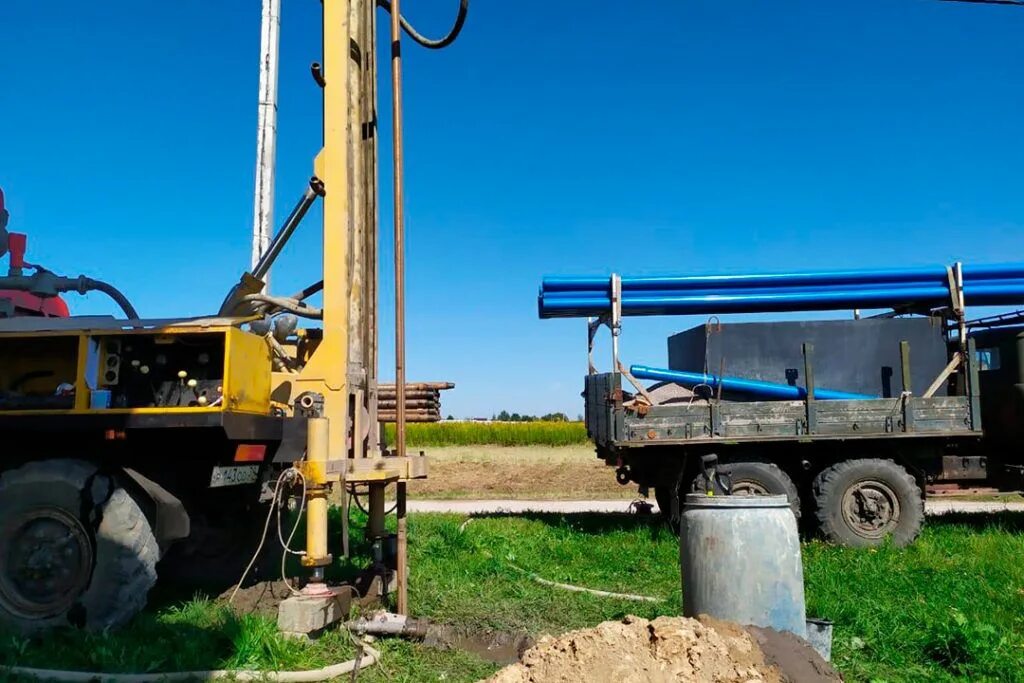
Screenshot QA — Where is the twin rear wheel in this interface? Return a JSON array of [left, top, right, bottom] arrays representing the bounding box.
[[658, 457, 924, 547]]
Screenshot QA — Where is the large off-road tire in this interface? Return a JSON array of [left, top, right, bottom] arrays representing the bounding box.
[[711, 461, 802, 520], [811, 458, 924, 548], [0, 459, 159, 632], [659, 459, 801, 535]]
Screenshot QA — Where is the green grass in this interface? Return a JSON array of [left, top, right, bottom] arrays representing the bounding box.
[[3, 511, 1024, 682], [385, 421, 589, 447]]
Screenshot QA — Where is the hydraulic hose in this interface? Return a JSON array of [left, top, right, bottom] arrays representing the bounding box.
[[78, 278, 140, 320], [376, 0, 468, 49], [0, 274, 139, 319], [243, 292, 323, 319]]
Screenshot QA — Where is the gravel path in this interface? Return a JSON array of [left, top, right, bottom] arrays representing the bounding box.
[[407, 498, 1024, 515]]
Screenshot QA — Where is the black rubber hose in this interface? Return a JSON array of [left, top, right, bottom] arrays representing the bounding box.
[[79, 278, 140, 320], [376, 0, 468, 49]]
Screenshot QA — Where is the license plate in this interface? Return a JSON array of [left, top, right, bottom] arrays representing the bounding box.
[[210, 465, 260, 488]]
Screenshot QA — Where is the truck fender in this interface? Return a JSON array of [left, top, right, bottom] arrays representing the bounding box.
[[121, 467, 191, 548]]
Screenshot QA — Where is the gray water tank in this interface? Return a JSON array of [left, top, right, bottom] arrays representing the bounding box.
[[668, 317, 947, 398], [681, 494, 807, 637]]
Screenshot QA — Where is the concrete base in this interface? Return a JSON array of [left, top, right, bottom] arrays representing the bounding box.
[[277, 590, 351, 639]]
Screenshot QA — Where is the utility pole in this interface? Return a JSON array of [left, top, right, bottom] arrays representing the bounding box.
[[252, 0, 281, 280]]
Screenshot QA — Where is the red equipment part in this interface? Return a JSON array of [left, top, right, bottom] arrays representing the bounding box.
[[0, 290, 70, 317], [8, 233, 26, 270], [0, 220, 70, 316]]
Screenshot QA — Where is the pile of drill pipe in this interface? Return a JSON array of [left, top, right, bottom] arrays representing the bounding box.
[[537, 262, 1024, 318], [377, 382, 454, 423]]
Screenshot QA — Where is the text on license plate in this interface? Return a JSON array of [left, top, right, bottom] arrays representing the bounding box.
[[210, 465, 260, 488]]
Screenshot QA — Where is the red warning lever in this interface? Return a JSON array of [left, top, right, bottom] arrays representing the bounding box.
[[8, 233, 27, 270]]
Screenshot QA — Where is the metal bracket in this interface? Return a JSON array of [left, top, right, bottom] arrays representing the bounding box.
[[586, 274, 624, 376], [294, 459, 347, 484], [966, 337, 983, 431], [710, 402, 723, 436], [618, 361, 653, 406], [610, 273, 622, 372], [586, 316, 604, 375], [803, 343, 817, 435], [946, 262, 968, 352]]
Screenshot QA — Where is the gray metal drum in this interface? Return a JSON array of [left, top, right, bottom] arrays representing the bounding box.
[[681, 493, 807, 638]]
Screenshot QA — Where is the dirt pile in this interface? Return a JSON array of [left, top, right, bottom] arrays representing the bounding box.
[[218, 580, 293, 617], [484, 615, 840, 683]]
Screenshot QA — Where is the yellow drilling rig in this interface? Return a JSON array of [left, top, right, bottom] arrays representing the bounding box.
[[0, 0, 467, 635]]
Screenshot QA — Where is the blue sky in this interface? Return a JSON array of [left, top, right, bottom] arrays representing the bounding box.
[[1, 1, 1022, 417]]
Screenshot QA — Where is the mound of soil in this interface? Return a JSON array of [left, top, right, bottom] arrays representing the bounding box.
[[218, 580, 294, 617], [484, 615, 840, 683]]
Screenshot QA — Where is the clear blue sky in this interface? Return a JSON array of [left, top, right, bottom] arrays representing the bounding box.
[[1, 1, 1022, 417]]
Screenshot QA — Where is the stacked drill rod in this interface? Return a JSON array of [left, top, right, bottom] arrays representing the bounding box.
[[377, 382, 454, 422], [538, 263, 1024, 318]]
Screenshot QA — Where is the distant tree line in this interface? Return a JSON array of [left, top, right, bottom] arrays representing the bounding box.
[[492, 411, 571, 422], [443, 412, 584, 422]]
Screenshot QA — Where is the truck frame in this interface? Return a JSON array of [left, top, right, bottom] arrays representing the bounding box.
[[580, 284, 1024, 547]]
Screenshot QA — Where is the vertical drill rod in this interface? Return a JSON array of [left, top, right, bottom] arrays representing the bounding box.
[[389, 0, 409, 615]]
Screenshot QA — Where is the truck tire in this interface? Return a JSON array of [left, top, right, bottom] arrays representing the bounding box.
[[811, 458, 923, 548], [692, 461, 802, 520], [0, 460, 159, 633], [159, 492, 278, 591], [654, 486, 681, 533], [658, 460, 800, 534]]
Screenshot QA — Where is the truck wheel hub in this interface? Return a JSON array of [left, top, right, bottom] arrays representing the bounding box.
[[0, 508, 93, 618], [732, 480, 771, 496], [843, 481, 900, 538]]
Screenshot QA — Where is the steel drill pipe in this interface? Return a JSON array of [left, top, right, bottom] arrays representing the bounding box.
[[378, 389, 443, 396], [378, 400, 439, 409], [378, 412, 440, 418], [630, 365, 875, 401], [378, 414, 441, 423], [376, 397, 440, 403], [378, 382, 454, 391]]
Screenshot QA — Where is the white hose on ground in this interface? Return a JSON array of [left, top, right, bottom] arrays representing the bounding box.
[[507, 563, 663, 603], [457, 515, 662, 604], [1, 644, 380, 683]]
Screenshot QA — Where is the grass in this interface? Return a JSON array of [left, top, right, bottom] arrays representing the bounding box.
[[384, 421, 589, 447], [3, 510, 1024, 682]]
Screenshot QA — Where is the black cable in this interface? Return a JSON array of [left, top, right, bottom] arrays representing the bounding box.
[[376, 0, 468, 49], [80, 278, 140, 319], [347, 484, 398, 516]]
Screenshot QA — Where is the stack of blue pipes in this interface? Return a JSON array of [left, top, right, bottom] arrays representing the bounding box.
[[538, 263, 1024, 319]]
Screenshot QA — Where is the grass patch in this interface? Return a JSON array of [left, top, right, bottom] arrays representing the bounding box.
[[385, 421, 589, 447], [3, 511, 1024, 681]]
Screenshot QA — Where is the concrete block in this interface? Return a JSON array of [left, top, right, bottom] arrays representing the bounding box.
[[277, 592, 348, 638]]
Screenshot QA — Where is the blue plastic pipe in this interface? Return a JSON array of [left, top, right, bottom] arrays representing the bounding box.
[[538, 277, 1001, 300], [543, 262, 1024, 293], [538, 280, 1024, 318], [629, 365, 875, 401]]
